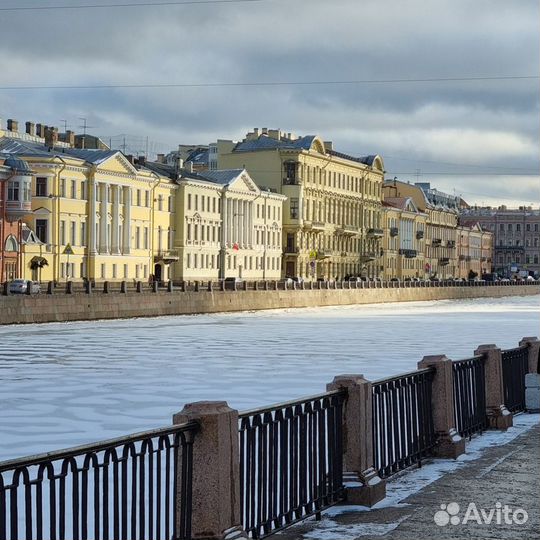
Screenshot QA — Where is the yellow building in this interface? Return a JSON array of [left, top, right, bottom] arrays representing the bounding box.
[[382, 197, 427, 279], [0, 132, 177, 283], [217, 129, 384, 280], [457, 223, 493, 279], [383, 180, 459, 279]]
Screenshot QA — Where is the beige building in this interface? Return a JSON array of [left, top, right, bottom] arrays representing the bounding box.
[[382, 197, 427, 280], [460, 205, 540, 278], [456, 223, 493, 279], [383, 181, 459, 279], [217, 128, 385, 280]]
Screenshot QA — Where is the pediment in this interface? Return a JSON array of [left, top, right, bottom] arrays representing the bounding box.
[[33, 207, 52, 215], [96, 153, 138, 175], [229, 171, 259, 194]]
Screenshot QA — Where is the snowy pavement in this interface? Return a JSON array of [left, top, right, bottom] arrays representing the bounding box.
[[276, 413, 540, 540], [0, 296, 538, 460]]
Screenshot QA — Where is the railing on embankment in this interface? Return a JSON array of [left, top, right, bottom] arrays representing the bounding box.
[[0, 337, 539, 539]]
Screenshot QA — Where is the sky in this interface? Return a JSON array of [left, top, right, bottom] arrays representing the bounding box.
[[1, 0, 539, 207]]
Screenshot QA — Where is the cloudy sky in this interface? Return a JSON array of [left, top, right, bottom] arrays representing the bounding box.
[[1, 0, 538, 206]]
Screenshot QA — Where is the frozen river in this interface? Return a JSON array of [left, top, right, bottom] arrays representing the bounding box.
[[0, 295, 538, 461]]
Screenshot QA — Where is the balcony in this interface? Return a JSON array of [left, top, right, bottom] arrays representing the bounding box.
[[5, 200, 32, 220], [284, 246, 299, 255], [399, 249, 417, 258], [282, 177, 298, 186], [316, 249, 332, 259], [459, 254, 467, 260], [416, 230, 424, 239], [466, 256, 471, 261], [154, 250, 179, 263], [447, 240, 456, 248], [336, 224, 359, 236], [390, 227, 399, 237], [432, 239, 442, 247], [360, 252, 377, 262], [439, 257, 450, 265], [367, 228, 384, 238]]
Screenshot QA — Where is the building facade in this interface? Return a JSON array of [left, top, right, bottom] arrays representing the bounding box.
[[382, 197, 427, 280], [0, 132, 178, 284], [460, 206, 540, 277], [456, 223, 493, 279], [383, 181, 459, 279], [172, 169, 285, 281], [218, 128, 385, 280]]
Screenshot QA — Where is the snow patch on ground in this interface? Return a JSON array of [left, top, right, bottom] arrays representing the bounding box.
[[303, 516, 408, 539]]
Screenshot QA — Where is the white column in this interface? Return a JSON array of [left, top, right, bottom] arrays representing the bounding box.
[[111, 185, 120, 254], [232, 199, 238, 244], [89, 180, 97, 255], [123, 186, 131, 254], [100, 183, 109, 254], [248, 201, 253, 247], [222, 196, 228, 247]]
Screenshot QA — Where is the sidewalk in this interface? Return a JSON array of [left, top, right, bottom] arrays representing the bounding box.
[[276, 414, 539, 540]]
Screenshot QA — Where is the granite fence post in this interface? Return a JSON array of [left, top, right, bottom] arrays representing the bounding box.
[[326, 375, 386, 506], [66, 281, 73, 294], [207, 280, 212, 292], [3, 281, 9, 296], [474, 344, 513, 429], [519, 336, 540, 373], [168, 280, 174, 292], [47, 281, 54, 295], [152, 281, 159, 293], [120, 281, 127, 293], [103, 281, 110, 294], [85, 280, 92, 294], [26, 281, 33, 295], [136, 281, 143, 293], [173, 401, 246, 540], [417, 355, 465, 458]]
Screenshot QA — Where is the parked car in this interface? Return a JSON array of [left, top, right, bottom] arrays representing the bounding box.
[[224, 277, 243, 283], [9, 279, 41, 294]]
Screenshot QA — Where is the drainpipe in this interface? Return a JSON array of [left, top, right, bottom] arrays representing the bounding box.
[[149, 171, 161, 279], [53, 156, 67, 283]]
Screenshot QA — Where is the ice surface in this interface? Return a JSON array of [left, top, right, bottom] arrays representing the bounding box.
[[0, 296, 538, 460]]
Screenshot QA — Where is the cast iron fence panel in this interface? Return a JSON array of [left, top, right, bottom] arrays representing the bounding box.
[[239, 391, 345, 538], [0, 423, 198, 540], [452, 356, 488, 438], [501, 347, 529, 413], [372, 368, 436, 478]]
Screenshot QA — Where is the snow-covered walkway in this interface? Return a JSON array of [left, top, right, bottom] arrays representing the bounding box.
[[276, 413, 540, 540]]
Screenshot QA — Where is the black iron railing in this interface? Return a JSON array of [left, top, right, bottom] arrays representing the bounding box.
[[372, 368, 436, 478], [0, 422, 198, 540], [501, 347, 529, 413], [239, 391, 345, 538], [452, 356, 487, 438]]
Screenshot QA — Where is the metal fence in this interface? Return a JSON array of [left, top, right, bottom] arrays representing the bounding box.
[[372, 369, 436, 478], [238, 391, 345, 538], [501, 347, 529, 413], [0, 423, 197, 540], [452, 356, 488, 438]]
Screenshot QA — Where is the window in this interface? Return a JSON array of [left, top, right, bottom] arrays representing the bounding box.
[[135, 227, 140, 249], [145, 191, 150, 207], [187, 224, 192, 240], [526, 224, 531, 232], [201, 196, 205, 212], [290, 198, 299, 219], [60, 178, 66, 198], [188, 194, 192, 210], [71, 180, 77, 199], [7, 180, 19, 201], [168, 196, 173, 212], [507, 224, 512, 232], [499, 224, 504, 231], [81, 181, 87, 200], [143, 227, 149, 249], [516, 224, 521, 232], [70, 222, 76, 245], [36, 177, 48, 197], [80, 222, 86, 245], [101, 264, 106, 279], [213, 198, 216, 213], [136, 190, 141, 206], [124, 264, 128, 278], [112, 264, 117, 278], [60, 220, 66, 245], [195, 195, 198, 211]]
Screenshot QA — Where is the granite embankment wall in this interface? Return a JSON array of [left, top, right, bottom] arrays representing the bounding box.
[[0, 283, 538, 325]]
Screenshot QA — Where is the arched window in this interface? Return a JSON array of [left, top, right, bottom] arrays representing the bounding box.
[[5, 235, 18, 252]]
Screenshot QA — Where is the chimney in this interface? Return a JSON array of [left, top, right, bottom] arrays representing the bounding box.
[[156, 153, 165, 163], [65, 130, 75, 147], [44, 127, 58, 148], [185, 161, 193, 173], [25, 122, 35, 136], [137, 155, 146, 166], [175, 156, 184, 172], [261, 127, 268, 134], [125, 154, 135, 164], [324, 141, 333, 151], [36, 123, 44, 137], [7, 119, 18, 132], [267, 129, 281, 141]]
